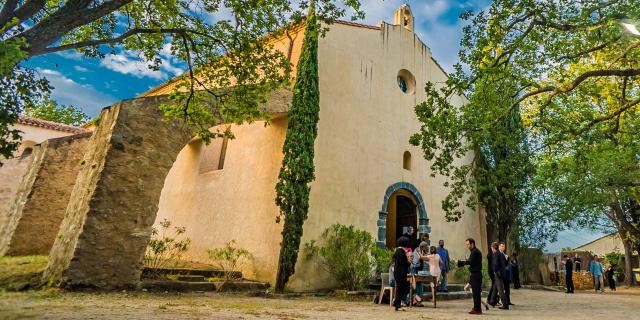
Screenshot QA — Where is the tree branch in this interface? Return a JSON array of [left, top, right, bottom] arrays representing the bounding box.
[[510, 68, 640, 111], [532, 18, 608, 31], [559, 36, 621, 60], [0, 0, 20, 29], [18, 0, 132, 56], [9, 0, 46, 25], [540, 68, 640, 107], [31, 27, 224, 56], [573, 97, 640, 135]]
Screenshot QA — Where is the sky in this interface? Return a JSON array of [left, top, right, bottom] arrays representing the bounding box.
[[22, 0, 604, 251]]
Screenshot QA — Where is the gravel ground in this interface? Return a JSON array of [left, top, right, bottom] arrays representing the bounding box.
[[1, 287, 639, 319]]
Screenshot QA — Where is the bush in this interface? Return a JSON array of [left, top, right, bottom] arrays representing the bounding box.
[[208, 240, 252, 282], [372, 246, 394, 274], [452, 257, 491, 284], [305, 224, 381, 290], [144, 219, 191, 277], [604, 251, 625, 282]]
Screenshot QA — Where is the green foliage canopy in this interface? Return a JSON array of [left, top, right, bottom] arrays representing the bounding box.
[[0, 0, 364, 159], [410, 0, 640, 247], [23, 95, 90, 126]]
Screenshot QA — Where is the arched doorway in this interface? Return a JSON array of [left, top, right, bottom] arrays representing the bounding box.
[[377, 182, 429, 249], [386, 191, 417, 248]]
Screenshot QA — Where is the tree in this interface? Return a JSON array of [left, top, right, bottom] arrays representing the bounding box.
[[274, 1, 319, 293], [410, 0, 639, 281], [23, 96, 90, 126], [475, 105, 533, 246], [0, 0, 364, 160]]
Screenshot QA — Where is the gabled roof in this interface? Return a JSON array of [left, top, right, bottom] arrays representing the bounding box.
[[18, 116, 88, 134], [573, 233, 617, 250], [141, 18, 450, 97]]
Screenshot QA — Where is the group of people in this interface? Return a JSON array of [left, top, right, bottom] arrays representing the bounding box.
[[455, 238, 520, 315], [562, 254, 617, 294], [389, 227, 523, 315], [389, 227, 451, 310]]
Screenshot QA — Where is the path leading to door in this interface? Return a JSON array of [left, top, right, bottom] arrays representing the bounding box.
[[2, 287, 639, 319]]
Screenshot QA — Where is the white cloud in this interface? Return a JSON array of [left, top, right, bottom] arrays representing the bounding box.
[[37, 68, 118, 117], [417, 0, 449, 22], [100, 53, 165, 80], [99, 49, 183, 80], [74, 65, 89, 72], [55, 50, 83, 60]]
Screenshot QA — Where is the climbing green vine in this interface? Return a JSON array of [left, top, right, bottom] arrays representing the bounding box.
[[274, 4, 319, 293]]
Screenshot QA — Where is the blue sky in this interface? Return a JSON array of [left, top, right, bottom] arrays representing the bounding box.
[[24, 0, 486, 117], [22, 0, 604, 251]]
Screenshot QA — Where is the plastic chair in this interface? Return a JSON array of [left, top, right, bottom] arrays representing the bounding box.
[[379, 273, 394, 305]]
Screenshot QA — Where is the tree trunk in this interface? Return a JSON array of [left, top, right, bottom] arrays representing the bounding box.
[[621, 232, 634, 286], [486, 221, 496, 250]]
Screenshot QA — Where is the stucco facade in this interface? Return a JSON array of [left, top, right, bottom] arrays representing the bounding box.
[[574, 233, 630, 257], [150, 6, 486, 290]]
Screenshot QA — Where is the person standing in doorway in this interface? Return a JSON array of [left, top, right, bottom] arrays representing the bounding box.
[[510, 253, 521, 289], [457, 238, 483, 315], [562, 255, 574, 293], [403, 226, 419, 250], [589, 255, 605, 293], [437, 240, 450, 292]]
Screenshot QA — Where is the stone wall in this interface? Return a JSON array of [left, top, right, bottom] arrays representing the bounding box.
[[0, 154, 34, 234], [43, 96, 192, 289], [0, 133, 91, 256]]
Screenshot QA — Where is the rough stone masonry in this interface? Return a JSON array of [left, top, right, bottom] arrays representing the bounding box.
[[0, 133, 91, 256], [43, 96, 192, 289]]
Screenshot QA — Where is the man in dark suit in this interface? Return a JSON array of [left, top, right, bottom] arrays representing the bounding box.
[[486, 246, 496, 306], [499, 242, 514, 306], [458, 238, 483, 315], [490, 242, 509, 310], [563, 254, 574, 293]]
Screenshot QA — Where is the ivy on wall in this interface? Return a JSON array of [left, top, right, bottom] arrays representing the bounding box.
[[274, 4, 320, 293]]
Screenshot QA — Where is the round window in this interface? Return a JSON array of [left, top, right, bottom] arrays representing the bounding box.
[[397, 69, 416, 94], [397, 76, 408, 93]]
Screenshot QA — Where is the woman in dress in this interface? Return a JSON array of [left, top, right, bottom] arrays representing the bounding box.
[[606, 263, 617, 291], [424, 246, 442, 289]]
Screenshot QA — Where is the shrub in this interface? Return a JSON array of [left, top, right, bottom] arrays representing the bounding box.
[[604, 251, 625, 282], [372, 246, 394, 274], [144, 219, 191, 277], [452, 257, 491, 284], [208, 240, 252, 282], [304, 224, 380, 290]]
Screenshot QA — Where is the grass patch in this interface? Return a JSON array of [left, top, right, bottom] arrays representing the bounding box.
[[0, 255, 48, 290]]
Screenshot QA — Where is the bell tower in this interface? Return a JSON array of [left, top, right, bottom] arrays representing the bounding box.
[[393, 4, 414, 32]]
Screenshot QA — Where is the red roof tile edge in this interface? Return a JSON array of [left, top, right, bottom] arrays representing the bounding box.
[[18, 116, 88, 134]]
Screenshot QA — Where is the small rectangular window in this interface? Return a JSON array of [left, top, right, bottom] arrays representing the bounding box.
[[198, 136, 229, 174]]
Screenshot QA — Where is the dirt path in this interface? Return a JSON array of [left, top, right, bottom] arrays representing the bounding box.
[[1, 288, 639, 319]]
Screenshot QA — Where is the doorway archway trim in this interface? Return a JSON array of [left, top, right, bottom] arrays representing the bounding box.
[[377, 182, 429, 248]]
